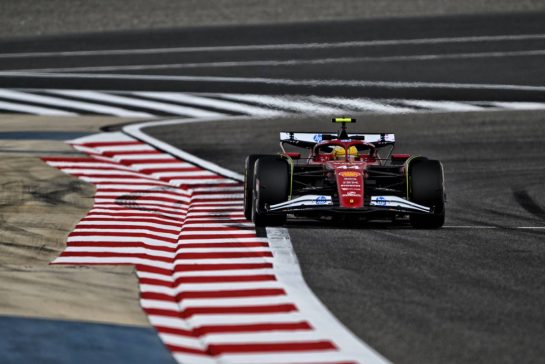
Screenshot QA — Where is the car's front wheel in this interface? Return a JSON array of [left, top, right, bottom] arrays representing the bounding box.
[[408, 159, 445, 228], [252, 156, 289, 227], [244, 154, 269, 220]]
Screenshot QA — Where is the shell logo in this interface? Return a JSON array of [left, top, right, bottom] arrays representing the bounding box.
[[339, 171, 360, 177]]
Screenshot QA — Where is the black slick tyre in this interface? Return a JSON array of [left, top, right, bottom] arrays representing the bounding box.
[[244, 154, 269, 220], [408, 159, 445, 228], [251, 156, 289, 227]]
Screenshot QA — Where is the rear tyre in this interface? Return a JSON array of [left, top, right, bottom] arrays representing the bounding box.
[[244, 154, 269, 220], [408, 159, 445, 228], [252, 156, 289, 227]]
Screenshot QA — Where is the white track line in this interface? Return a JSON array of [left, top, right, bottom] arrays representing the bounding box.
[[122, 91, 225, 117], [219, 93, 344, 114], [7, 89, 545, 117], [0, 100, 77, 116], [17, 49, 545, 73], [4, 72, 545, 92], [135, 92, 284, 116], [399, 100, 485, 111], [2, 33, 545, 58], [0, 89, 151, 117], [124, 118, 247, 181], [47, 90, 226, 118], [312, 96, 415, 113], [486, 101, 545, 110]]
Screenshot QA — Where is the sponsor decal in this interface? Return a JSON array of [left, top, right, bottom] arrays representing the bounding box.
[[339, 171, 360, 177], [315, 195, 328, 205], [313, 134, 322, 142], [375, 196, 387, 206]]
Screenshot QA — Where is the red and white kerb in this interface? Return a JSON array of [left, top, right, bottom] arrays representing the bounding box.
[[42, 131, 387, 364]]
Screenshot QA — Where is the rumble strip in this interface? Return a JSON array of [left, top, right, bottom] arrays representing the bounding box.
[[41, 120, 388, 364]]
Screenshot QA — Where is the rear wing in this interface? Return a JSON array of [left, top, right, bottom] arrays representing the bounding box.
[[280, 132, 395, 148]]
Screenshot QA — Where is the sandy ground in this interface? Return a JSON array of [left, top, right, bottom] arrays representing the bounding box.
[[0, 115, 154, 326], [2, 0, 545, 38]]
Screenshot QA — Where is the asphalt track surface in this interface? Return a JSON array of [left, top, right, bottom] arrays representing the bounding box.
[[2, 10, 545, 364], [146, 111, 545, 364], [3, 0, 545, 37], [1, 12, 545, 101]]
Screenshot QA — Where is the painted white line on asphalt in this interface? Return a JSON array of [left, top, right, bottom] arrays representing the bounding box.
[[0, 100, 77, 116], [124, 118, 248, 182], [400, 100, 485, 111], [1, 33, 545, 58], [219, 93, 344, 114], [487, 101, 545, 110], [313, 96, 415, 113], [47, 90, 225, 118], [16, 49, 545, 73], [136, 92, 284, 116], [443, 225, 497, 228], [4, 72, 545, 92], [127, 92, 226, 117], [0, 89, 152, 117]]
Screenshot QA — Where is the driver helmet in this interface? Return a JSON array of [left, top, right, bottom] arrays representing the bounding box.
[[332, 146, 358, 159]]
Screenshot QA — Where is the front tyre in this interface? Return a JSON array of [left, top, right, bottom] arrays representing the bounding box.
[[251, 156, 289, 227], [244, 154, 270, 220], [409, 159, 445, 228]]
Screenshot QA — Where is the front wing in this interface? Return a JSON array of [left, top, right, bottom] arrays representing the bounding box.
[[267, 194, 432, 215]]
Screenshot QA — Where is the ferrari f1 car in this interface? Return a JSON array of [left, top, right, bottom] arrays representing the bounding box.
[[244, 117, 445, 228]]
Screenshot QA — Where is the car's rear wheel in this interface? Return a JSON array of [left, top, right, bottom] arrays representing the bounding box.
[[252, 156, 289, 227], [408, 159, 445, 228], [244, 154, 269, 220]]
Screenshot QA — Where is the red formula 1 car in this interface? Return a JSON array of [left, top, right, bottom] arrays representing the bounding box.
[[244, 117, 445, 228]]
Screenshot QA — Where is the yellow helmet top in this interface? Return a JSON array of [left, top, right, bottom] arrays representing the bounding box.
[[332, 146, 358, 158]]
